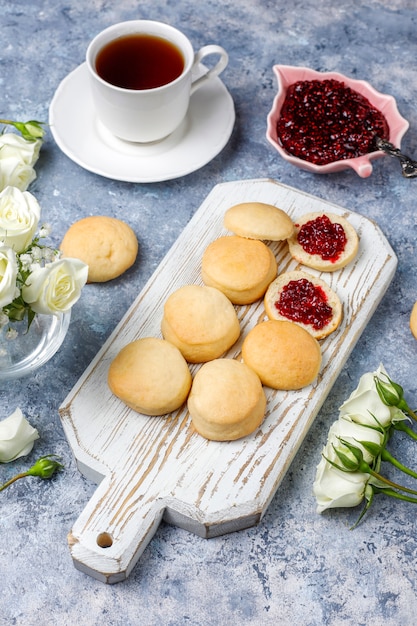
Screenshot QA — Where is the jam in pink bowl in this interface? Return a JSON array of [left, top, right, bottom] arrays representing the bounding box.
[[266, 65, 409, 178]]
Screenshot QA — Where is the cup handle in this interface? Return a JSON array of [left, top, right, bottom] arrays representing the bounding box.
[[190, 45, 229, 94]]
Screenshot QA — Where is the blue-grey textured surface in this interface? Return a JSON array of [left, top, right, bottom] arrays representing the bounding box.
[[1, 0, 417, 624]]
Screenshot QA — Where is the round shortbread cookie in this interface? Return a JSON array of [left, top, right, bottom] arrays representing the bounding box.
[[242, 319, 322, 390], [223, 202, 294, 241], [264, 270, 342, 340], [287, 212, 359, 272], [108, 337, 192, 416], [60, 215, 138, 282], [410, 302, 417, 340], [161, 284, 240, 363], [187, 358, 267, 441], [201, 235, 277, 305]]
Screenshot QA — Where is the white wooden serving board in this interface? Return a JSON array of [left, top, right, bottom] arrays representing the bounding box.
[[59, 178, 397, 583]]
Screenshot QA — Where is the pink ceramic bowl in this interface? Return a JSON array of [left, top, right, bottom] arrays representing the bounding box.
[[266, 65, 409, 178]]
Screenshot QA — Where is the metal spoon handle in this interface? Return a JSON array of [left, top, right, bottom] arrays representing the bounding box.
[[375, 137, 417, 178]]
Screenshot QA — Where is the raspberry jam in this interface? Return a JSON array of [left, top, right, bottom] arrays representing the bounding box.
[[277, 78, 389, 165], [297, 214, 346, 262], [276, 278, 333, 330]]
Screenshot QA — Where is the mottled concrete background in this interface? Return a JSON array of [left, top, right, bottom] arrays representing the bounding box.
[[1, 1, 417, 624]]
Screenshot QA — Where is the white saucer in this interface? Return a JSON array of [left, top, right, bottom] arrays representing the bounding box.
[[49, 63, 235, 183]]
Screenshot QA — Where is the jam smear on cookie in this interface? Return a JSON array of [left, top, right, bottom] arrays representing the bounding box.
[[296, 214, 347, 263], [275, 277, 333, 331]]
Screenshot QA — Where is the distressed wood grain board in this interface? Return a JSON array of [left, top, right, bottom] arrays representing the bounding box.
[[59, 178, 397, 583]]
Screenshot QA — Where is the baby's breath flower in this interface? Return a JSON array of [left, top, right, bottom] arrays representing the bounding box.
[[19, 253, 33, 271], [42, 246, 59, 263], [38, 223, 51, 238], [28, 261, 41, 273], [5, 327, 18, 340], [30, 246, 42, 261]]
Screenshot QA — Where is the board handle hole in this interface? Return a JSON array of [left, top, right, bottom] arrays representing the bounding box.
[[97, 532, 113, 548]]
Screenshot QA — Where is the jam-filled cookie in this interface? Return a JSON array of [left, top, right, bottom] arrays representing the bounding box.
[[264, 270, 342, 340], [287, 212, 358, 272]]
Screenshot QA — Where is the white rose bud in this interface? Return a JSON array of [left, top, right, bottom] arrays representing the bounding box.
[[0, 186, 41, 252], [0, 156, 36, 192], [0, 244, 19, 308], [326, 416, 384, 464], [0, 407, 39, 463], [0, 133, 42, 166], [313, 454, 368, 513], [22, 257, 88, 315], [338, 364, 405, 427]]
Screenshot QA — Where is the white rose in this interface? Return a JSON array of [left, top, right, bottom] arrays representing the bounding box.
[[338, 364, 405, 427], [22, 257, 88, 315], [0, 133, 42, 166], [0, 186, 41, 252], [313, 454, 368, 513], [0, 156, 36, 192], [0, 407, 39, 463], [0, 244, 19, 308], [326, 416, 385, 464]]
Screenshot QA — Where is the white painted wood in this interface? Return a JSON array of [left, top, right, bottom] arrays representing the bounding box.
[[59, 178, 397, 583]]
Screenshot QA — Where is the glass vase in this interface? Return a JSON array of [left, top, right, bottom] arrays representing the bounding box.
[[0, 311, 71, 381]]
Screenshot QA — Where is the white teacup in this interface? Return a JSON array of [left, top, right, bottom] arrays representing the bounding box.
[[86, 20, 229, 143]]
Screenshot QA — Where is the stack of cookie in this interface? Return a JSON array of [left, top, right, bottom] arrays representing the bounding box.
[[68, 203, 358, 443]]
